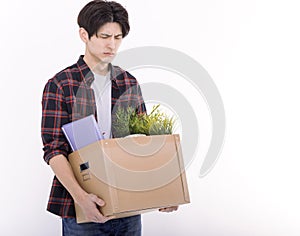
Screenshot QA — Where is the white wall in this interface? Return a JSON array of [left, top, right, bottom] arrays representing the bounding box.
[[1, 0, 300, 235]]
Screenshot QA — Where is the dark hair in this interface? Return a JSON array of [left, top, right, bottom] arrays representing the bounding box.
[[77, 0, 130, 39]]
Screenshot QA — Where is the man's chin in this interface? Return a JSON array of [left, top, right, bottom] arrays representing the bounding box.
[[102, 55, 116, 63]]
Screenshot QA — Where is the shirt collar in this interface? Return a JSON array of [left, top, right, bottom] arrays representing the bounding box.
[[109, 63, 118, 81], [76, 56, 94, 87], [77, 55, 118, 87]]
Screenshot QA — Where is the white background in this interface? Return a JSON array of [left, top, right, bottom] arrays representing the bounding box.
[[1, 0, 300, 235]]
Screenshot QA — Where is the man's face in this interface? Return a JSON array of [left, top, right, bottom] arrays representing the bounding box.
[[85, 22, 123, 65]]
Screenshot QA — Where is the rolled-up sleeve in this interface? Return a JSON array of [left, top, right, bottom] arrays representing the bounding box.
[[41, 78, 70, 164]]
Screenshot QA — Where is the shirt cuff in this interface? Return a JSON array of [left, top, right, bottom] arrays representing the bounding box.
[[44, 149, 68, 165]]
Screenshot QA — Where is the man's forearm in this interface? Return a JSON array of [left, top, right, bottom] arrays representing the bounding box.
[[49, 154, 87, 203], [49, 154, 112, 223]]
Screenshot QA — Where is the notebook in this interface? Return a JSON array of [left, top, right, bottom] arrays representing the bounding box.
[[61, 115, 104, 151]]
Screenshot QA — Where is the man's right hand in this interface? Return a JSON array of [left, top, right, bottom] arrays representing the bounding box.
[[76, 193, 115, 223], [49, 155, 115, 224]]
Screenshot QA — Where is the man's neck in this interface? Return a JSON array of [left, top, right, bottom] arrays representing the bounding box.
[[83, 55, 109, 76]]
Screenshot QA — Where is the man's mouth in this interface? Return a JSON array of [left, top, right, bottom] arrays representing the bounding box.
[[104, 52, 115, 56]]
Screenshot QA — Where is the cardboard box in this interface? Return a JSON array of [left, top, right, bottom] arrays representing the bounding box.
[[69, 134, 190, 223]]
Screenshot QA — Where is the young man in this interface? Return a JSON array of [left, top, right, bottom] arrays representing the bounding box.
[[41, 1, 177, 235]]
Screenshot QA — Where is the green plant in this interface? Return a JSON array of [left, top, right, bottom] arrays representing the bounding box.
[[146, 104, 175, 135], [112, 104, 176, 138]]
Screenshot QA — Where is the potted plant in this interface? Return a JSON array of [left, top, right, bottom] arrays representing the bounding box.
[[112, 104, 176, 138]]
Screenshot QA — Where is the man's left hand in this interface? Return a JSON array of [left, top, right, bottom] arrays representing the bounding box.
[[158, 206, 179, 213]]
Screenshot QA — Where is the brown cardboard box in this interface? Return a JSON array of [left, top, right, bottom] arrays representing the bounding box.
[[69, 134, 190, 223]]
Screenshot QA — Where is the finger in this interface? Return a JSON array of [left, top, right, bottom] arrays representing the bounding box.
[[158, 208, 168, 212], [103, 215, 116, 222], [97, 215, 115, 224], [90, 194, 105, 207], [92, 208, 115, 223], [95, 198, 105, 207], [159, 207, 171, 211], [166, 206, 178, 211], [159, 206, 178, 212], [91, 212, 106, 223]]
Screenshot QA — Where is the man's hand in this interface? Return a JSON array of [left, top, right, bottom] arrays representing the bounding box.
[[49, 156, 114, 223], [76, 193, 115, 223], [158, 206, 179, 213]]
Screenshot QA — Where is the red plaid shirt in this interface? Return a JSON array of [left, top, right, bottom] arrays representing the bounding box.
[[41, 56, 146, 218]]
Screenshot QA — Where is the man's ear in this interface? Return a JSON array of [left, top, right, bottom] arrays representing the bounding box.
[[79, 27, 89, 43]]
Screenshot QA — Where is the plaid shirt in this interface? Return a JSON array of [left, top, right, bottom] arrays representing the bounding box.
[[41, 56, 146, 218]]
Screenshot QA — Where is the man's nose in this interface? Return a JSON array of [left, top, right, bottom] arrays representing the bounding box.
[[107, 37, 116, 49]]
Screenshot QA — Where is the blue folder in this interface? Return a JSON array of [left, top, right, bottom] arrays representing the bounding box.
[[61, 115, 104, 151]]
